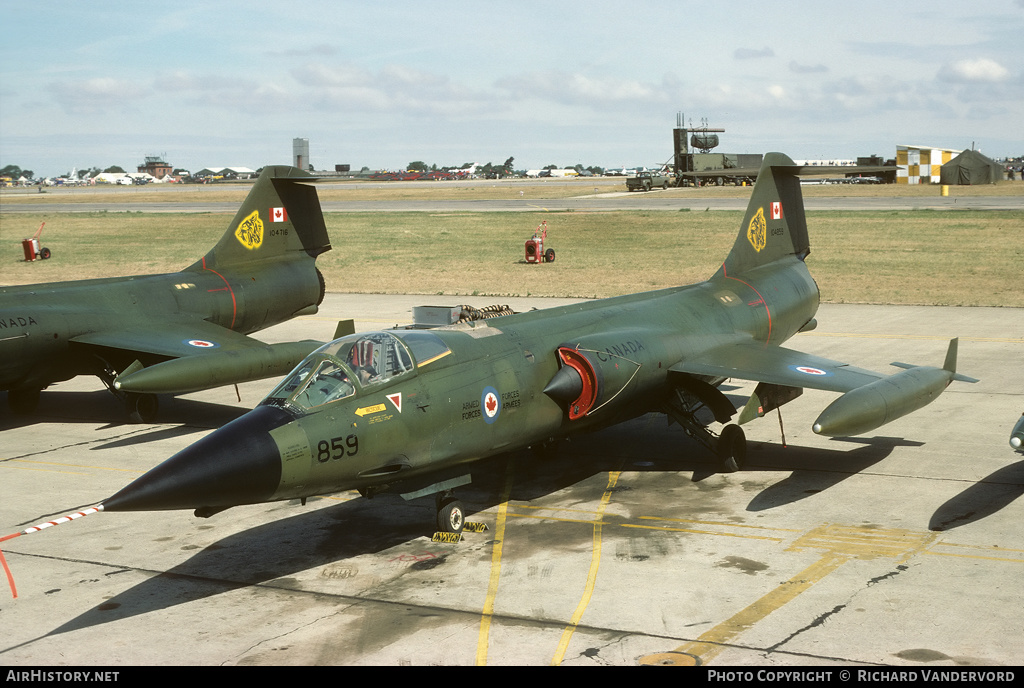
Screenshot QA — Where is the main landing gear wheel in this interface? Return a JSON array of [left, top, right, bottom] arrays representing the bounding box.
[[436, 494, 465, 534], [717, 424, 747, 473], [126, 392, 159, 424]]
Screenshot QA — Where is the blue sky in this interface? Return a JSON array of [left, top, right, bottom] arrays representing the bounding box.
[[2, 1, 1021, 177]]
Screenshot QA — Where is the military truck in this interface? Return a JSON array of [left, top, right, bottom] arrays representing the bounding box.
[[626, 170, 671, 191], [676, 153, 763, 187]]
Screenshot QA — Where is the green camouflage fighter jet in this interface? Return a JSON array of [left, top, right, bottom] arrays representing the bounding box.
[[94, 153, 976, 533], [0, 166, 331, 421]]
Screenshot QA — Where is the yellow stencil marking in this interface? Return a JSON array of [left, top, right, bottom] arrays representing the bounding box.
[[235, 210, 263, 250], [354, 404, 386, 417], [747, 206, 766, 252]]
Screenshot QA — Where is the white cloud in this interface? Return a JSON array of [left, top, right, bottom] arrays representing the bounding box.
[[290, 62, 493, 116], [496, 71, 671, 108], [47, 77, 148, 115], [789, 61, 828, 74], [938, 58, 1010, 83], [734, 47, 775, 60], [291, 63, 374, 88], [151, 70, 293, 111]]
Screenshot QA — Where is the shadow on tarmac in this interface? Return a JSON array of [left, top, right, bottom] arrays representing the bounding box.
[[1, 389, 251, 432], [23, 413, 945, 643], [929, 459, 1024, 531]]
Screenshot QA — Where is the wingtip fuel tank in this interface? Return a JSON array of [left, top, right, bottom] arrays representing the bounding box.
[[1011, 414, 1024, 452], [811, 365, 956, 437], [112, 340, 322, 395], [812, 339, 977, 437]]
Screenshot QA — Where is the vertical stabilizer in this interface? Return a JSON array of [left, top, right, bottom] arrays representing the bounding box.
[[716, 152, 809, 278], [187, 166, 331, 273]]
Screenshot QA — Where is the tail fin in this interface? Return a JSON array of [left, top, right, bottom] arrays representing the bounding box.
[[187, 165, 331, 272], [716, 152, 810, 277]]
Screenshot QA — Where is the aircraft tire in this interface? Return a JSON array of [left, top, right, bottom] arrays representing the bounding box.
[[316, 268, 326, 306], [8, 388, 41, 415], [126, 393, 159, 424], [437, 498, 465, 533], [717, 424, 746, 473]]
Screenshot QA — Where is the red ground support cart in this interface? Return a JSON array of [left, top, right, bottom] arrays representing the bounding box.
[[22, 222, 51, 261], [525, 221, 555, 264]]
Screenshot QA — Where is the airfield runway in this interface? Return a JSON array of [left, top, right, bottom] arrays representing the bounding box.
[[3, 178, 1024, 214], [1, 295, 1022, 667]]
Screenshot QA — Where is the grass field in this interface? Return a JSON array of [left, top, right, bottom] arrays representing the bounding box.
[[2, 205, 1021, 306]]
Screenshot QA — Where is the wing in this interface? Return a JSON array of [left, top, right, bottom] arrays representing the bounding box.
[[71, 318, 320, 394], [71, 317, 274, 360], [669, 339, 885, 394], [673, 338, 977, 435]]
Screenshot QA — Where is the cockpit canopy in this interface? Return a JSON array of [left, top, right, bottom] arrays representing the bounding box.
[[261, 330, 451, 412]]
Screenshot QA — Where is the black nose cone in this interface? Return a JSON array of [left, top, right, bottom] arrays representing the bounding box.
[[103, 406, 292, 512]]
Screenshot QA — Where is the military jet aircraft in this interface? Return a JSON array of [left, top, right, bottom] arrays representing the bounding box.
[[78, 153, 977, 534], [0, 166, 331, 421]]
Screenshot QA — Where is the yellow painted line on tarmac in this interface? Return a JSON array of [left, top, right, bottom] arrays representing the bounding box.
[[505, 507, 796, 542], [476, 462, 515, 666], [923, 539, 1024, 564], [930, 541, 1024, 556], [924, 550, 1024, 564], [506, 512, 603, 526], [678, 551, 852, 664], [637, 515, 802, 533], [663, 524, 938, 665], [1, 465, 90, 476], [513, 503, 610, 517], [551, 470, 620, 666], [621, 522, 786, 541], [627, 516, 797, 541]]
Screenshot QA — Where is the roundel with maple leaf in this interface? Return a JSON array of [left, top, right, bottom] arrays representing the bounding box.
[[481, 386, 501, 424]]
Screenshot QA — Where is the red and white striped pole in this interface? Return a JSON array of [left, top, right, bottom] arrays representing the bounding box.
[[0, 505, 105, 599]]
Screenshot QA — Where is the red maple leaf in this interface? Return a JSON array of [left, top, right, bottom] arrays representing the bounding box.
[[486, 395, 497, 413]]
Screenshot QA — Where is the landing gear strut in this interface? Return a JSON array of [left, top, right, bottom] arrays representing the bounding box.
[[665, 383, 747, 473], [97, 359, 159, 423]]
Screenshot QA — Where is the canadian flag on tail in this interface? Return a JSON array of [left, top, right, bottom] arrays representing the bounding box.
[[271, 207, 288, 223]]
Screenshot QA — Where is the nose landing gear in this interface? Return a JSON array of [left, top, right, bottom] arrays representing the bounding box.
[[436, 492, 466, 533]]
